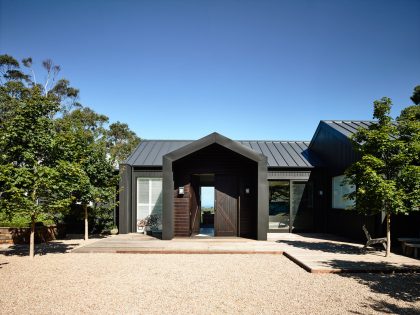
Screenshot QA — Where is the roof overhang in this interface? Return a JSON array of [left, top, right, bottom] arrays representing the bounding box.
[[163, 132, 267, 164]]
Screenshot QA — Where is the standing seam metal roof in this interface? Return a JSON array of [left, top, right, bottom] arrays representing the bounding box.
[[124, 139, 321, 168], [321, 120, 373, 138], [313, 120, 398, 143]]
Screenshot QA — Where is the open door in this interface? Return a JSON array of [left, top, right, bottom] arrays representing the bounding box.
[[215, 174, 238, 236], [190, 176, 201, 235]]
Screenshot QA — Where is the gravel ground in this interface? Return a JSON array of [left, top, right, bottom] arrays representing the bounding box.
[[0, 239, 419, 315]]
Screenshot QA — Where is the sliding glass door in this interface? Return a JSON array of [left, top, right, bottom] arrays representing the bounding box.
[[269, 180, 313, 232], [268, 181, 290, 232]]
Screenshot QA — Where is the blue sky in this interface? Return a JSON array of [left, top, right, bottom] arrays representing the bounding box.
[[1, 0, 419, 141]]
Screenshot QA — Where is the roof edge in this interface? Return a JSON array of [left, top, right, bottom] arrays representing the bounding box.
[[164, 132, 267, 163]]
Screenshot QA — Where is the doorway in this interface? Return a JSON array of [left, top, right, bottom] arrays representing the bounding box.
[[190, 173, 239, 237], [198, 186, 215, 236]]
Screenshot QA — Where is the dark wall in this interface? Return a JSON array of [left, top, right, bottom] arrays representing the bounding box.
[[310, 122, 420, 242], [310, 124, 375, 241], [172, 143, 258, 238], [310, 122, 359, 169], [309, 163, 381, 241], [118, 164, 132, 234]]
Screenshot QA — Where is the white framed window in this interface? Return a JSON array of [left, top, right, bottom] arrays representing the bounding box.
[[332, 175, 355, 209], [136, 178, 162, 231]]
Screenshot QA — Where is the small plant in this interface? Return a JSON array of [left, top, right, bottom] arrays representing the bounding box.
[[137, 214, 161, 232], [110, 225, 118, 235], [137, 218, 148, 229]]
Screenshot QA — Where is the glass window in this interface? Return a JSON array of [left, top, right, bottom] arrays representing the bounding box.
[[268, 181, 290, 231], [290, 181, 314, 232], [332, 175, 355, 209], [137, 178, 162, 232]]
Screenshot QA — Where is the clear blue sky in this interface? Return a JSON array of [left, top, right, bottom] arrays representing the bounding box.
[[1, 0, 419, 140]]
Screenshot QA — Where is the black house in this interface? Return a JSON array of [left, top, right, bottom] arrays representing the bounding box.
[[118, 121, 420, 241]]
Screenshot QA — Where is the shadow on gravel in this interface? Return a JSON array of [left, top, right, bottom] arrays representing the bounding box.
[[0, 262, 9, 268], [340, 269, 420, 301], [0, 241, 79, 257], [368, 299, 420, 315], [327, 259, 420, 315], [275, 239, 370, 255]]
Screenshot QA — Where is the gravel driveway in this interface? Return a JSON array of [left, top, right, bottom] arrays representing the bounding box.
[[0, 239, 419, 315]]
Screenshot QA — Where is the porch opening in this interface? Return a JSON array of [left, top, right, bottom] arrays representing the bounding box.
[[165, 137, 267, 240], [197, 186, 215, 237]]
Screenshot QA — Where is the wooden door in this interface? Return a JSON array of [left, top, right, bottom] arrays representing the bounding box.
[[215, 174, 238, 236], [189, 176, 200, 235]]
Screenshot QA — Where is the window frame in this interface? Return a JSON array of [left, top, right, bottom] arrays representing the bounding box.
[[332, 175, 355, 209], [136, 177, 163, 232]]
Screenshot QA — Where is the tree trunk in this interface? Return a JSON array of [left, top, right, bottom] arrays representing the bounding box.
[[29, 218, 35, 259], [84, 204, 88, 241], [386, 212, 391, 257]]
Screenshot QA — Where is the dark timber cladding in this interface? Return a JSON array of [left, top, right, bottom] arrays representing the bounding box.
[[162, 132, 268, 240]]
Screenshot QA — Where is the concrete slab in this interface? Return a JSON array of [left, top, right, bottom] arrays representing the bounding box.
[[72, 234, 284, 255], [271, 233, 420, 273], [71, 233, 420, 273]]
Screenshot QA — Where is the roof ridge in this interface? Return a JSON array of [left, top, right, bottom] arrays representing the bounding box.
[[321, 119, 376, 123], [140, 139, 310, 143]]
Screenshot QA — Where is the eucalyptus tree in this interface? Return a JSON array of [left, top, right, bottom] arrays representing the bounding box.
[[0, 55, 83, 257], [1, 54, 140, 254], [106, 122, 141, 167]]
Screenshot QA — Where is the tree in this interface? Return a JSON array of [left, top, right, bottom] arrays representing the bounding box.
[[0, 55, 83, 257], [410, 85, 420, 105], [345, 96, 420, 257], [55, 108, 117, 241], [106, 122, 141, 167], [0, 54, 140, 254]]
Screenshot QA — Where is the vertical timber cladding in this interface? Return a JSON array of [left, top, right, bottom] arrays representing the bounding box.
[[173, 184, 191, 236], [190, 176, 200, 234], [172, 143, 259, 238], [118, 164, 132, 234], [215, 174, 238, 236]]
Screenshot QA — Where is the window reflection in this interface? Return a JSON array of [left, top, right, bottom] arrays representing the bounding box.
[[269, 181, 290, 231]]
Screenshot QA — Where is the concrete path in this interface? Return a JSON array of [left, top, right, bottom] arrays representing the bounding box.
[[72, 232, 420, 273], [270, 233, 420, 273]]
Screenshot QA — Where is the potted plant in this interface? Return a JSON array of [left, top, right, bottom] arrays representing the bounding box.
[[110, 225, 118, 235], [137, 218, 148, 234], [137, 215, 161, 237]]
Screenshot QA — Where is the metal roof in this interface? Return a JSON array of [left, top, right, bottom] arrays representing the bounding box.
[[313, 120, 398, 142], [125, 139, 321, 168], [321, 120, 373, 138]]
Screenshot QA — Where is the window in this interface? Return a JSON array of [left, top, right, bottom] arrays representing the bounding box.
[[332, 175, 355, 209], [137, 178, 162, 231], [268, 181, 290, 231]]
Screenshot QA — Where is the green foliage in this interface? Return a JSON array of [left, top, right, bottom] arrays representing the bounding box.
[[345, 92, 419, 256], [0, 54, 141, 241], [410, 85, 420, 105], [0, 211, 55, 227], [55, 106, 118, 232], [345, 96, 420, 216], [107, 121, 141, 166]]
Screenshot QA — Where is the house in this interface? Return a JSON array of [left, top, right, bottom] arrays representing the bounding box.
[[118, 121, 420, 241]]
